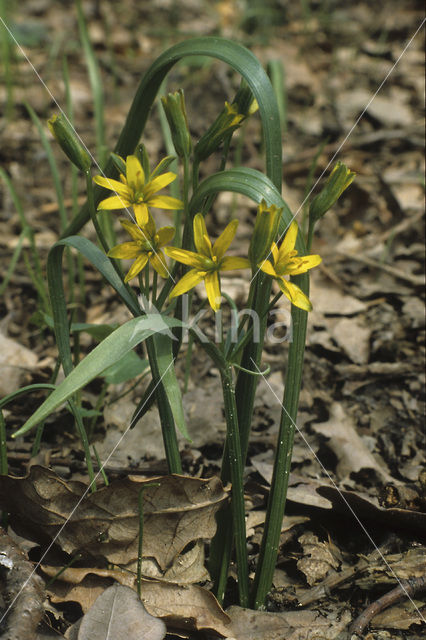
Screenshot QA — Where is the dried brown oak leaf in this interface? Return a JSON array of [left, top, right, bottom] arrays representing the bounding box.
[[67, 584, 167, 640], [297, 532, 340, 586], [0, 466, 228, 572], [42, 567, 232, 636]]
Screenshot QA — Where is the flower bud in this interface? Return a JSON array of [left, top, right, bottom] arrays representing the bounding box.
[[161, 89, 192, 159], [194, 101, 244, 161], [309, 161, 355, 223], [248, 200, 282, 267], [231, 84, 258, 118], [47, 114, 91, 172]]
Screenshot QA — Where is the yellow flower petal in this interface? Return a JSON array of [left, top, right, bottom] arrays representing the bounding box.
[[220, 256, 251, 270], [145, 171, 176, 196], [93, 175, 130, 197], [165, 246, 207, 269], [126, 155, 145, 192], [278, 278, 312, 311], [169, 269, 204, 298], [150, 250, 169, 279], [271, 242, 279, 265], [145, 211, 156, 238], [148, 195, 183, 210], [286, 254, 322, 275], [258, 259, 277, 277], [119, 219, 145, 241], [124, 253, 149, 282], [107, 241, 141, 259], [204, 271, 221, 311], [98, 195, 130, 211], [156, 226, 175, 247], [133, 203, 149, 226], [213, 219, 239, 261], [193, 214, 211, 257], [278, 221, 298, 261]]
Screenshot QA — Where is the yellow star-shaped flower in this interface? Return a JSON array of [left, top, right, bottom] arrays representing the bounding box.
[[165, 214, 250, 311], [107, 213, 175, 282], [94, 155, 183, 226], [259, 221, 322, 311]]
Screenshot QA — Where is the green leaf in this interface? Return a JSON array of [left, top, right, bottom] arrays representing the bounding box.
[[189, 167, 308, 257], [47, 236, 140, 378], [101, 351, 149, 384], [63, 36, 282, 237], [33, 311, 118, 342], [151, 333, 190, 440], [71, 322, 118, 342], [12, 315, 183, 439], [45, 236, 188, 441]]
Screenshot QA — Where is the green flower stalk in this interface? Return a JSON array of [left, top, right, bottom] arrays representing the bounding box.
[[248, 200, 282, 268], [48, 114, 91, 173], [161, 89, 192, 159]]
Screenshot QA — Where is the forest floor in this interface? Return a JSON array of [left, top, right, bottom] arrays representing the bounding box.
[[0, 1, 424, 639]]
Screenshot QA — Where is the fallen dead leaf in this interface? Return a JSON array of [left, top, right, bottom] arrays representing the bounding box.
[[43, 566, 233, 636], [371, 601, 426, 631], [142, 581, 232, 636], [0, 332, 38, 395], [309, 280, 367, 316], [312, 402, 394, 482], [297, 532, 340, 586], [327, 317, 371, 364], [223, 605, 352, 639], [42, 566, 135, 612], [70, 584, 166, 640], [0, 466, 228, 574]]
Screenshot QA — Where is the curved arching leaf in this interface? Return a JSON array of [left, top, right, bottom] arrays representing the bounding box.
[[64, 37, 282, 236], [189, 167, 308, 257]]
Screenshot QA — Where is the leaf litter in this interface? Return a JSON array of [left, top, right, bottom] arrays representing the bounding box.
[[0, 0, 425, 638]]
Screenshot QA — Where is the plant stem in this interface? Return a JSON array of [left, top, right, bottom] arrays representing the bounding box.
[[251, 301, 308, 608], [0, 410, 8, 476], [220, 364, 249, 607], [145, 338, 182, 474]]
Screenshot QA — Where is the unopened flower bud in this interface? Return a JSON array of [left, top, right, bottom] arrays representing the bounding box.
[[48, 114, 91, 172], [309, 161, 355, 223], [161, 89, 192, 159], [248, 200, 282, 267], [194, 101, 244, 161]]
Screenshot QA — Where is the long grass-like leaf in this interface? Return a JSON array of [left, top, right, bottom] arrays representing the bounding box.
[[12, 315, 183, 439], [46, 237, 187, 448]]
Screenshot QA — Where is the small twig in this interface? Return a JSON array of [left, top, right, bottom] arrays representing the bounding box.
[[349, 576, 426, 637], [336, 249, 425, 286]]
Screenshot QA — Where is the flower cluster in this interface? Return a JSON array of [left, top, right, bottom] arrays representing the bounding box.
[[94, 154, 321, 312]]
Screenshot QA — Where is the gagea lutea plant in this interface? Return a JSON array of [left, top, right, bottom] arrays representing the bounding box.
[[7, 37, 354, 609]]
